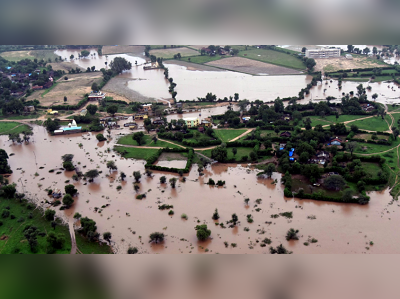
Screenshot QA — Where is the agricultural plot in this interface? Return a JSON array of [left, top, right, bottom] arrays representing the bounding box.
[[349, 116, 389, 132], [214, 129, 248, 142], [149, 47, 199, 59], [0, 122, 31, 135]]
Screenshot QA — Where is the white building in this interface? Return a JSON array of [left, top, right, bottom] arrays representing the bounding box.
[[305, 48, 341, 59]]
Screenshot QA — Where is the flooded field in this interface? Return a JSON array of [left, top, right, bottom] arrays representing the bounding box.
[[2, 124, 400, 254], [55, 48, 400, 105]]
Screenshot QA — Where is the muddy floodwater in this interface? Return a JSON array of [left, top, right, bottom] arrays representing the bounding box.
[[55, 48, 400, 105], [2, 125, 400, 254]]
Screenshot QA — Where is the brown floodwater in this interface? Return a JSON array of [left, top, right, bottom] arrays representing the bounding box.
[[55, 48, 400, 105], [155, 160, 187, 169], [2, 124, 400, 254]]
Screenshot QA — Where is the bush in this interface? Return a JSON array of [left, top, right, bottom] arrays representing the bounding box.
[[45, 209, 56, 221], [285, 228, 299, 241], [96, 133, 106, 142], [63, 161, 75, 171], [127, 247, 138, 254], [195, 224, 211, 241], [62, 194, 74, 208], [1, 209, 10, 218]]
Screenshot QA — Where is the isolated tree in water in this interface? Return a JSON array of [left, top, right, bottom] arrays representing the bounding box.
[[85, 169, 99, 182], [265, 163, 276, 178], [103, 232, 112, 244], [133, 171, 141, 182], [106, 161, 117, 172], [195, 224, 211, 241], [149, 232, 165, 244], [109, 57, 132, 74], [285, 228, 299, 241]]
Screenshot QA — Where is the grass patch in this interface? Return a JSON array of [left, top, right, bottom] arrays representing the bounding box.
[[306, 115, 368, 128], [238, 48, 305, 70], [200, 147, 269, 162], [179, 55, 225, 64], [75, 233, 112, 254], [354, 139, 400, 154], [214, 129, 248, 142], [114, 146, 160, 160], [117, 134, 180, 148], [0, 122, 31, 135], [349, 116, 389, 132], [0, 197, 71, 254]]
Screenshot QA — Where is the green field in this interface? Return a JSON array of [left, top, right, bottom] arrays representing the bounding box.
[[75, 233, 112, 254], [361, 162, 382, 178], [349, 116, 389, 132], [306, 115, 368, 128], [117, 134, 180, 148], [214, 129, 247, 142], [0, 50, 59, 62], [354, 139, 400, 154], [114, 146, 159, 160], [183, 101, 221, 107], [0, 113, 42, 120], [238, 48, 305, 70], [0, 122, 32, 135], [0, 197, 71, 254]]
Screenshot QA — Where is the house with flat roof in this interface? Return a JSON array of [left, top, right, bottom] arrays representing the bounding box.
[[183, 117, 199, 128], [88, 91, 106, 101], [305, 48, 341, 59]]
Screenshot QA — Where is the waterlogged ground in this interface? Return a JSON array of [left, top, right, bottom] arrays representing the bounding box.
[[2, 124, 400, 254]]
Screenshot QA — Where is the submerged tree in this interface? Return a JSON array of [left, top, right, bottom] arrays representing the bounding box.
[[227, 213, 239, 228], [285, 228, 299, 241], [106, 161, 117, 172], [212, 208, 220, 220], [149, 232, 165, 244], [195, 224, 211, 241], [85, 169, 99, 182]]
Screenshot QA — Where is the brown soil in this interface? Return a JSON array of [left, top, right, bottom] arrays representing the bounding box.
[[149, 47, 199, 59], [0, 235, 8, 240], [102, 45, 145, 56], [48, 61, 84, 72], [206, 57, 303, 75], [26, 72, 103, 107], [103, 77, 158, 103], [157, 152, 187, 161], [315, 57, 386, 72]]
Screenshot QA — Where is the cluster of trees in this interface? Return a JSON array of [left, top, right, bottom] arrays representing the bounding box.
[[0, 149, 12, 174]]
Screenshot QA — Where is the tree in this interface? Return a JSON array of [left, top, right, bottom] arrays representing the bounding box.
[[301, 47, 307, 53], [133, 171, 141, 182], [372, 93, 378, 100], [51, 221, 57, 230], [128, 247, 138, 254], [195, 224, 211, 241], [169, 177, 177, 188], [24, 226, 38, 252], [73, 212, 82, 219], [91, 82, 99, 91], [44, 209, 56, 221], [212, 208, 220, 220], [47, 232, 65, 250], [120, 172, 126, 181], [86, 104, 98, 115], [265, 163, 276, 178], [160, 176, 166, 184], [249, 151, 257, 161], [132, 131, 145, 146], [343, 189, 353, 202], [350, 124, 358, 133], [85, 169, 99, 182], [0, 149, 12, 174], [107, 105, 118, 116], [305, 58, 316, 70], [234, 93, 239, 101], [285, 228, 299, 241], [1, 184, 16, 198], [80, 217, 97, 235], [324, 174, 346, 191], [62, 194, 74, 207], [63, 161, 74, 171], [109, 57, 132, 74], [227, 213, 239, 228], [61, 154, 74, 162], [106, 161, 117, 172], [64, 96, 67, 102], [65, 184, 78, 196], [70, 54, 74, 60], [373, 47, 378, 55], [149, 232, 165, 244], [363, 47, 370, 55], [269, 244, 292, 254], [232, 148, 237, 156], [303, 117, 312, 130], [346, 141, 358, 156], [103, 232, 112, 244], [211, 146, 227, 162], [393, 128, 400, 140], [81, 50, 90, 58], [96, 133, 106, 141], [347, 45, 354, 53]]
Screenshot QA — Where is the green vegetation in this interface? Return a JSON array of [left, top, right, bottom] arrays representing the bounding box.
[[306, 115, 369, 128], [239, 48, 305, 69], [114, 146, 160, 160], [214, 129, 247, 142], [349, 116, 389, 132], [0, 122, 31, 135], [180, 55, 224, 64], [117, 134, 180, 148]]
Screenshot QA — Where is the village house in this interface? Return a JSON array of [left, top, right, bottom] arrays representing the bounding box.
[[201, 120, 212, 128], [32, 85, 43, 90], [88, 91, 106, 101], [309, 151, 330, 165], [176, 102, 183, 108], [140, 104, 153, 114], [183, 117, 199, 128], [330, 137, 342, 146], [153, 117, 164, 125], [23, 106, 35, 112], [360, 103, 375, 111], [279, 143, 286, 150], [133, 113, 148, 120], [242, 117, 251, 123], [280, 131, 291, 138]]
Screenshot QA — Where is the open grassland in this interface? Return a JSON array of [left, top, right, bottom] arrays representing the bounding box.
[[214, 129, 248, 142], [0, 197, 71, 254], [75, 233, 112, 254], [306, 115, 373, 127], [117, 134, 180, 148], [26, 72, 103, 107], [354, 139, 400, 154], [238, 48, 305, 70], [149, 47, 200, 59], [349, 116, 389, 132], [206, 57, 303, 75], [0, 112, 42, 120], [0, 50, 59, 62], [114, 146, 160, 160], [0, 122, 31, 135], [200, 147, 270, 162]]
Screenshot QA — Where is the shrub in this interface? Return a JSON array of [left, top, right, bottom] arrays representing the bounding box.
[[208, 178, 215, 185], [62, 194, 74, 208], [127, 247, 138, 254], [45, 209, 56, 221], [149, 232, 165, 243], [285, 228, 299, 241], [181, 213, 188, 220], [1, 209, 10, 218], [195, 224, 211, 241], [63, 161, 75, 171], [65, 184, 78, 196], [96, 133, 106, 142], [168, 210, 174, 215], [212, 208, 220, 220]]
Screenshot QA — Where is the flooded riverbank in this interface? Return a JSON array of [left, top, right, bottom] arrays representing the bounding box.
[[2, 124, 400, 254]]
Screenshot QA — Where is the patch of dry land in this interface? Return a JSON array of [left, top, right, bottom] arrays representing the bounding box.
[[149, 47, 199, 59], [102, 45, 145, 56], [26, 72, 102, 107], [48, 61, 84, 72], [102, 77, 157, 103], [316, 57, 387, 72], [205, 57, 303, 75], [166, 60, 225, 72]]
